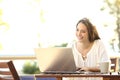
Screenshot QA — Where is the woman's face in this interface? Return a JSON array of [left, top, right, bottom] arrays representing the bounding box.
[[76, 22, 89, 42]]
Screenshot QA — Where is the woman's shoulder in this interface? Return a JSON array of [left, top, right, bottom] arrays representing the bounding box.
[[94, 39, 105, 46]]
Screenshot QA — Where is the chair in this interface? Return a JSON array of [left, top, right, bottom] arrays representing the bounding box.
[[110, 58, 117, 72], [0, 60, 20, 80]]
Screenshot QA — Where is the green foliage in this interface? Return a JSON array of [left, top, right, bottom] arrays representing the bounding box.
[[54, 43, 68, 47], [101, 0, 120, 52], [22, 61, 40, 74], [0, 8, 9, 50], [101, 0, 120, 18]]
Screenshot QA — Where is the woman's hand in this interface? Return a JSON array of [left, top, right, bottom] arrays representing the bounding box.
[[76, 67, 81, 71], [76, 67, 100, 72], [76, 67, 86, 71], [80, 67, 89, 71]]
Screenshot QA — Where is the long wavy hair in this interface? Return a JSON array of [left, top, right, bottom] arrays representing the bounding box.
[[76, 18, 100, 42]]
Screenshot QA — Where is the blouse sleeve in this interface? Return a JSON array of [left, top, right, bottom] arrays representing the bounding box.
[[98, 40, 110, 62]]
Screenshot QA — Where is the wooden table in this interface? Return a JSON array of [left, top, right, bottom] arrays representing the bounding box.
[[35, 72, 120, 80]]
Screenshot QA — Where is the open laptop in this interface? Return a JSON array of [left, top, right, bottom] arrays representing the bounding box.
[[34, 47, 85, 74]]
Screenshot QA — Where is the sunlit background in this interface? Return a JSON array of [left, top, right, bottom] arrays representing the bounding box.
[[0, 0, 119, 73]]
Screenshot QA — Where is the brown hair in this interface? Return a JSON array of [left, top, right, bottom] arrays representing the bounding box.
[[76, 18, 100, 42]]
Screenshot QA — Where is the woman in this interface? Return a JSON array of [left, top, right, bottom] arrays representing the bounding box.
[[68, 18, 110, 80]]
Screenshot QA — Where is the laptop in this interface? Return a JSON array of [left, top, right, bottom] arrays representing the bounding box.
[[34, 47, 85, 74]]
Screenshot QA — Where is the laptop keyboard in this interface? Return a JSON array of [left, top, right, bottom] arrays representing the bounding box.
[[42, 71, 86, 74]]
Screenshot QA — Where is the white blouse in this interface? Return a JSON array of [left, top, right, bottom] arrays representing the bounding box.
[[66, 39, 110, 80]]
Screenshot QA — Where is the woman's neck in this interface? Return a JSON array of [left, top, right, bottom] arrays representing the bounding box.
[[77, 41, 92, 49], [76, 41, 94, 57]]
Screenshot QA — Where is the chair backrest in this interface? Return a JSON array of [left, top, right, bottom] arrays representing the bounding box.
[[0, 60, 20, 80], [110, 58, 117, 72]]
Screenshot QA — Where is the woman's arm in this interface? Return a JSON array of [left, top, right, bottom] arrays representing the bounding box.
[[80, 67, 100, 72]]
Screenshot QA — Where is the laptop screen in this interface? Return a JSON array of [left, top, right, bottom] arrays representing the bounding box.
[[34, 47, 76, 73]]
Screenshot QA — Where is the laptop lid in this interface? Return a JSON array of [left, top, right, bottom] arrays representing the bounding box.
[[34, 47, 76, 73]]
